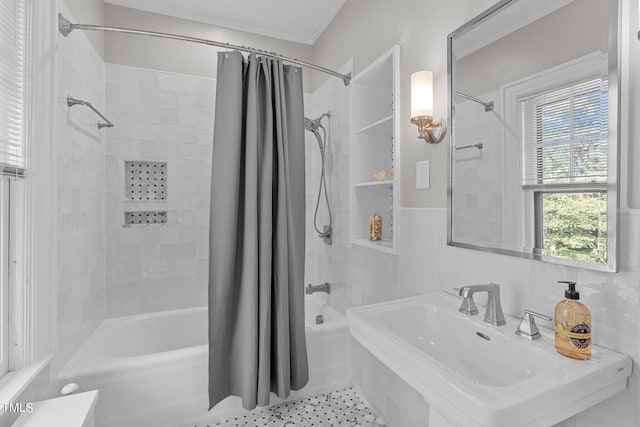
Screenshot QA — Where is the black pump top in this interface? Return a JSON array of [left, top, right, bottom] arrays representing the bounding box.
[[558, 280, 580, 300]]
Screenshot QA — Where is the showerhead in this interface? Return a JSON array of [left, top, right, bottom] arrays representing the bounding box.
[[304, 112, 331, 134], [304, 117, 319, 133]]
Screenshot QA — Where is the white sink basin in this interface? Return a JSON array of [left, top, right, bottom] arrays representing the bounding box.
[[346, 292, 632, 427]]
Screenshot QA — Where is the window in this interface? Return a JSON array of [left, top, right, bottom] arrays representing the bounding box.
[[0, 0, 29, 377], [1, 0, 28, 176], [521, 77, 608, 264]]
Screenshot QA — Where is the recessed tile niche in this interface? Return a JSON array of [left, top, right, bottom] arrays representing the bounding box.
[[124, 211, 167, 225], [125, 161, 167, 201]]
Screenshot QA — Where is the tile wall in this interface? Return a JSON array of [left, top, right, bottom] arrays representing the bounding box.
[[308, 61, 640, 426], [104, 64, 215, 317], [452, 90, 505, 247], [53, 3, 106, 375]]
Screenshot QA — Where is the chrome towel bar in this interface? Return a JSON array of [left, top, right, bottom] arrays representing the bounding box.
[[455, 143, 483, 151], [66, 95, 114, 129]]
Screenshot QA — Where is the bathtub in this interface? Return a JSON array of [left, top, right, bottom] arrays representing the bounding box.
[[58, 295, 350, 427]]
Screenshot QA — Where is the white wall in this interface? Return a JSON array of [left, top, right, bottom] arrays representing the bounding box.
[[104, 64, 215, 317], [450, 91, 504, 248], [61, 0, 105, 57], [52, 2, 106, 376]]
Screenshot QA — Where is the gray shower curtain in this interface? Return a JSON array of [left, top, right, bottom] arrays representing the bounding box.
[[208, 51, 308, 410]]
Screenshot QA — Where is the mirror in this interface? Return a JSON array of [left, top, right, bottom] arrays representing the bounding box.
[[447, 0, 619, 272]]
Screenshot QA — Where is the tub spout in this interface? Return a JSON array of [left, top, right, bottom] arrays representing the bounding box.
[[306, 282, 331, 295]]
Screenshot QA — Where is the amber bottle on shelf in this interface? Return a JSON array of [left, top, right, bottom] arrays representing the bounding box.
[[368, 214, 382, 241]]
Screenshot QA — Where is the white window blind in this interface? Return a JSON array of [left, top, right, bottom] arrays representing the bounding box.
[[0, 0, 27, 176], [521, 78, 608, 187]]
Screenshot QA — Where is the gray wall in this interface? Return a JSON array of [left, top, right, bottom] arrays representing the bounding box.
[[311, 0, 497, 208], [104, 4, 315, 92], [311, 0, 640, 210], [62, 0, 105, 56], [455, 0, 608, 97]]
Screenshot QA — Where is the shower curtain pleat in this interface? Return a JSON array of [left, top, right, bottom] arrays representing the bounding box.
[[208, 51, 308, 411]]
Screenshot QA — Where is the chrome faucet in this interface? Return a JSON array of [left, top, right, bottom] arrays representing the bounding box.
[[305, 282, 331, 295], [457, 284, 506, 326]]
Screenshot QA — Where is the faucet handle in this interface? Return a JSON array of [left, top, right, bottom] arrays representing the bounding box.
[[524, 310, 552, 321], [516, 310, 552, 340], [455, 287, 479, 316]]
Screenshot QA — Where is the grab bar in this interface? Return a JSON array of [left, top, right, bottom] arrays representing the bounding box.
[[67, 95, 114, 129], [455, 143, 483, 151]]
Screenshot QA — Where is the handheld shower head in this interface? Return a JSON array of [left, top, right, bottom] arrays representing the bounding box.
[[303, 111, 332, 244], [304, 117, 318, 133], [304, 112, 331, 134]]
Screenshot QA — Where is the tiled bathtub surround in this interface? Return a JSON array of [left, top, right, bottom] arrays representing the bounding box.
[[307, 74, 640, 426], [53, 2, 106, 376], [104, 64, 215, 316]]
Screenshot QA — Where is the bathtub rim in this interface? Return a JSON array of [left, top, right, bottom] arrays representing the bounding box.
[[60, 296, 346, 379]]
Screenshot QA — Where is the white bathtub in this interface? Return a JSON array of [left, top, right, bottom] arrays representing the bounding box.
[[58, 295, 350, 427]]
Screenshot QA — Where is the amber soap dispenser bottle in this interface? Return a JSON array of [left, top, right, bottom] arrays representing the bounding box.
[[554, 281, 591, 360]]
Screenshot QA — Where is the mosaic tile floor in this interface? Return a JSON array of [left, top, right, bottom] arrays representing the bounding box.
[[200, 387, 387, 427]]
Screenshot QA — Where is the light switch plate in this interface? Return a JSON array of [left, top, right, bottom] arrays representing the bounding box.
[[416, 160, 430, 189]]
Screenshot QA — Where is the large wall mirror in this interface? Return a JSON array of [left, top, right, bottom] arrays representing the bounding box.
[[447, 0, 619, 272]]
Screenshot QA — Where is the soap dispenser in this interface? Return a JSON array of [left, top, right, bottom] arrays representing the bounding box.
[[554, 281, 591, 360]]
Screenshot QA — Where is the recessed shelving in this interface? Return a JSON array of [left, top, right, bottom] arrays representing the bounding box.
[[355, 180, 393, 189], [351, 238, 395, 254], [354, 115, 393, 136], [349, 45, 399, 254]]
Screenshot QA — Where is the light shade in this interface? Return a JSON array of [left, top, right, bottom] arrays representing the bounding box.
[[411, 71, 434, 118]]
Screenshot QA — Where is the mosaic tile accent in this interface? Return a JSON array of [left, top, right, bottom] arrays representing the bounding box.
[[200, 387, 386, 427], [125, 160, 167, 201], [123, 211, 167, 225]]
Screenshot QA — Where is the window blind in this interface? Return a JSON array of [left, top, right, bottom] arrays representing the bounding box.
[[521, 78, 608, 187], [0, 0, 27, 176]]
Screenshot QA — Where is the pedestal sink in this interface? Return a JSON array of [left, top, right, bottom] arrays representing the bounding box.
[[346, 292, 631, 427]]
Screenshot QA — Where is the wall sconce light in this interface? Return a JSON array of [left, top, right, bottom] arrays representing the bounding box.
[[410, 71, 447, 144]]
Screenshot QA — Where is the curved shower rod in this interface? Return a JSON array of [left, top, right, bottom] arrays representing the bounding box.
[[58, 14, 352, 86]]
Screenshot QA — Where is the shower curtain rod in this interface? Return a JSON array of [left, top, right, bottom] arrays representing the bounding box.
[[455, 92, 494, 112], [58, 14, 352, 86]]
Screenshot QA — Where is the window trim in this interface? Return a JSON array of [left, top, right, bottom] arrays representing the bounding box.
[[0, 179, 9, 377], [500, 50, 618, 272]]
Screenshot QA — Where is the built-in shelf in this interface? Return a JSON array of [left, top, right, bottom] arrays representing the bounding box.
[[351, 238, 396, 254], [354, 115, 393, 136], [355, 180, 393, 188], [349, 45, 399, 254]]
